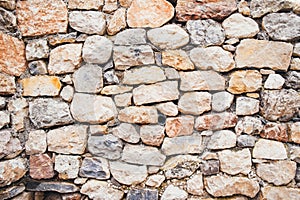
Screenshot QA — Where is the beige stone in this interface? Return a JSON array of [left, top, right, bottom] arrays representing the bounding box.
[[156, 102, 178, 117], [0, 130, 22, 159], [55, 155, 81, 180], [8, 98, 28, 132], [112, 123, 140, 143], [114, 93, 132, 107], [165, 115, 194, 138], [236, 97, 259, 115], [261, 186, 300, 200], [118, 106, 158, 124], [195, 112, 238, 131], [103, 0, 118, 13], [207, 130, 237, 150], [0, 111, 9, 129], [140, 125, 164, 146], [107, 8, 126, 35], [178, 92, 211, 115], [290, 58, 300, 70], [0, 73, 15, 95], [264, 74, 285, 89], [0, 158, 27, 187], [253, 139, 287, 160], [161, 185, 188, 200], [162, 50, 194, 70], [145, 174, 165, 187], [289, 122, 300, 144], [25, 130, 47, 155], [60, 85, 74, 102], [101, 85, 133, 95], [68, 0, 104, 9]]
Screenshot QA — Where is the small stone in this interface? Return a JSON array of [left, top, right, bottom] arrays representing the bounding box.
[[237, 135, 257, 147], [212, 91, 234, 112], [294, 43, 300, 56], [104, 70, 119, 85], [29, 154, 54, 179], [207, 130, 236, 150], [165, 116, 194, 138], [161, 185, 188, 200], [0, 7, 16, 34], [119, 0, 132, 7], [114, 93, 132, 107], [55, 155, 81, 180], [101, 85, 133, 95], [0, 0, 15, 10], [195, 112, 238, 131], [0, 111, 9, 129], [48, 43, 82, 75], [147, 24, 189, 49], [200, 160, 220, 175], [228, 70, 262, 94], [146, 175, 165, 187], [187, 173, 204, 196], [26, 181, 78, 193], [0, 185, 25, 200], [264, 74, 285, 89], [60, 85, 74, 102], [238, 0, 250, 16], [25, 130, 47, 155], [235, 116, 263, 135], [178, 92, 211, 115], [139, 125, 164, 146], [69, 11, 106, 35], [25, 39, 49, 61], [236, 97, 259, 115], [164, 67, 180, 79], [290, 145, 300, 163], [68, 0, 104, 9], [0, 97, 6, 109], [7, 98, 28, 132], [28, 60, 48, 75], [118, 106, 158, 124], [89, 125, 108, 135], [261, 186, 300, 200], [156, 102, 178, 117], [261, 122, 288, 142], [253, 139, 287, 160], [0, 130, 22, 159], [127, 189, 158, 200], [0, 158, 27, 187], [112, 123, 140, 143], [61, 193, 81, 200], [289, 122, 300, 144], [162, 50, 194, 70], [79, 157, 110, 180], [114, 29, 146, 45], [107, 8, 126, 35], [222, 44, 236, 52], [48, 32, 77, 46], [11, 191, 33, 200], [285, 71, 300, 89], [103, 0, 118, 13], [0, 73, 15, 95]]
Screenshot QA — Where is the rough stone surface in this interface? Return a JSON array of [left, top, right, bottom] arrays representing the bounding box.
[[0, 130, 22, 159], [0, 7, 17, 35], [261, 186, 300, 200], [28, 60, 47, 75], [0, 0, 15, 10], [253, 139, 287, 160], [25, 130, 47, 155], [285, 71, 300, 89], [103, 0, 118, 13], [236, 97, 259, 115], [60, 85, 74, 102], [0, 111, 9, 130], [55, 155, 81, 179], [79, 157, 110, 180], [228, 70, 262, 94], [237, 135, 257, 147], [107, 8, 126, 35], [162, 50, 194, 70], [235, 116, 263, 135], [7, 98, 28, 132], [26, 181, 78, 193], [289, 122, 300, 144], [195, 112, 238, 131], [165, 116, 194, 138], [0, 158, 27, 187], [68, 0, 104, 10], [114, 29, 146, 45], [112, 123, 140, 143], [25, 39, 49, 61], [140, 125, 164, 146], [178, 92, 211, 115], [264, 74, 285, 89], [145, 175, 165, 187], [261, 122, 288, 142], [0, 73, 16, 95], [101, 85, 133, 95], [127, 189, 158, 200], [161, 185, 188, 200], [156, 102, 178, 117], [187, 173, 204, 196], [212, 91, 234, 112], [29, 154, 54, 179], [118, 106, 158, 124], [0, 185, 25, 200], [207, 130, 237, 150]]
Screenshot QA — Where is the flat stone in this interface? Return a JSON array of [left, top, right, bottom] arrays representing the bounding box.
[[114, 93, 132, 107], [101, 85, 133, 95], [127, 189, 158, 200], [48, 43, 82, 75], [264, 74, 285, 89], [60, 85, 74, 102], [110, 161, 147, 185], [236, 97, 259, 115], [165, 115, 194, 138], [235, 39, 293, 71], [26, 181, 78, 193], [187, 19, 225, 46], [10, 191, 33, 200], [0, 185, 25, 200], [89, 125, 108, 135], [107, 8, 126, 35], [68, 0, 104, 9], [147, 24, 189, 49], [69, 11, 106, 35], [228, 70, 262, 94], [285, 71, 300, 89], [28, 60, 47, 75], [7, 98, 28, 132], [118, 106, 158, 124], [145, 175, 165, 187], [25, 39, 49, 61], [187, 173, 204, 196], [25, 130, 47, 155], [0, 0, 15, 10], [237, 135, 257, 148], [103, 0, 118, 13], [29, 98, 73, 128], [29, 154, 54, 179], [212, 91, 234, 112], [261, 122, 288, 142], [235, 116, 263, 135], [112, 123, 140, 143], [16, 0, 68, 36], [47, 125, 87, 154], [156, 102, 178, 117], [140, 125, 164, 146], [195, 112, 238, 131], [178, 92, 211, 115], [253, 139, 287, 160], [0, 97, 6, 109], [0, 130, 22, 159], [115, 29, 146, 45], [71, 93, 117, 124], [0, 158, 27, 187], [0, 73, 15, 95], [261, 186, 300, 200], [162, 50, 194, 70], [21, 76, 62, 97], [164, 67, 180, 79], [207, 130, 236, 150], [0, 111, 9, 129], [200, 160, 220, 176], [0, 32, 26, 76], [79, 157, 110, 180], [47, 32, 77, 46], [205, 175, 260, 198], [161, 185, 188, 200], [55, 155, 81, 179], [289, 122, 300, 144], [127, 0, 174, 28]]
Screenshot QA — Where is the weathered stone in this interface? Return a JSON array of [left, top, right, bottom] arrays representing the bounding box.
[[200, 160, 220, 175], [48, 33, 77, 47], [139, 125, 164, 146], [285, 71, 300, 89], [0, 158, 27, 187], [118, 106, 158, 124], [205, 175, 259, 198], [127, 189, 158, 200], [162, 50, 194, 70], [25, 39, 49, 61], [187, 19, 225, 46], [237, 135, 257, 147], [25, 130, 47, 155], [104, 70, 119, 85], [145, 174, 165, 187], [28, 60, 47, 75], [261, 123, 288, 142], [107, 8, 126, 35], [161, 185, 188, 200], [114, 93, 132, 107], [112, 123, 140, 143], [115, 29, 146, 45], [0, 185, 25, 200], [0, 73, 15, 95], [212, 91, 234, 112], [68, 0, 104, 9], [0, 32, 26, 76], [235, 116, 263, 135], [61, 193, 81, 200], [10, 191, 33, 200], [29, 154, 54, 179], [207, 130, 236, 150], [47, 125, 88, 154], [147, 25, 189, 49], [253, 139, 287, 160], [26, 181, 78, 193], [164, 67, 180, 79], [16, 0, 68, 36], [289, 122, 300, 144], [178, 92, 211, 115], [165, 116, 194, 138], [0, 130, 22, 159], [79, 157, 110, 180], [89, 125, 108, 135], [236, 97, 259, 116], [228, 70, 262, 94], [0, 0, 15, 10], [0, 97, 6, 109], [29, 98, 73, 128], [235, 39, 293, 71], [0, 8, 16, 34], [60, 85, 74, 102], [294, 42, 300, 56], [156, 102, 178, 117], [238, 0, 250, 16], [7, 98, 28, 132], [119, 0, 132, 7], [48, 43, 82, 75], [195, 112, 238, 131], [110, 161, 147, 185], [187, 173, 204, 196], [103, 0, 118, 13], [264, 74, 285, 89], [0, 111, 9, 129], [101, 85, 133, 95], [261, 186, 300, 200], [55, 155, 81, 179]]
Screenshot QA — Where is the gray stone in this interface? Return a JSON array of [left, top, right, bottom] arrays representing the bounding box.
[[0, 111, 9, 129], [104, 70, 119, 85], [294, 42, 300, 56], [236, 97, 259, 115], [25, 130, 47, 155], [285, 71, 300, 89], [0, 158, 27, 187], [115, 29, 146, 45], [114, 93, 132, 107], [112, 123, 140, 143], [25, 39, 49, 61], [178, 92, 211, 115], [237, 135, 257, 147], [0, 0, 15, 10], [79, 157, 110, 180], [60, 85, 74, 102], [0, 130, 22, 159], [235, 116, 263, 135], [162, 50, 194, 70], [253, 139, 287, 160], [261, 186, 300, 200], [0, 185, 25, 200], [55, 155, 81, 180], [212, 91, 234, 112], [161, 185, 188, 200], [118, 106, 158, 124], [127, 189, 158, 200], [28, 60, 47, 75], [207, 130, 236, 150], [264, 74, 285, 89], [101, 85, 133, 95], [0, 7, 17, 34], [200, 160, 220, 176], [290, 58, 300, 70], [26, 181, 78, 193]]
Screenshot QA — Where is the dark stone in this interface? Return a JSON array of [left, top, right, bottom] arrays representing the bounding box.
[[126, 189, 158, 200], [0, 7, 17, 34], [237, 135, 257, 148], [200, 160, 220, 176], [296, 166, 300, 183], [79, 157, 110, 180], [104, 70, 119, 85], [0, 185, 25, 200], [28, 60, 48, 75], [26, 181, 79, 193], [285, 71, 300, 90]]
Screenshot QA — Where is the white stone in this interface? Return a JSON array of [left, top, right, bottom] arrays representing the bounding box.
[[253, 139, 287, 160], [156, 102, 178, 117], [178, 92, 211, 115], [236, 97, 259, 115], [25, 130, 47, 155], [114, 29, 146, 45], [114, 93, 132, 107], [212, 91, 234, 112], [235, 116, 263, 135], [207, 130, 236, 150], [112, 123, 140, 143], [101, 85, 133, 95], [161, 185, 188, 200], [55, 155, 81, 179], [187, 173, 204, 196], [118, 106, 158, 124], [140, 125, 165, 147], [146, 174, 165, 187], [25, 39, 49, 61], [264, 74, 285, 89], [60, 85, 74, 102], [0, 111, 9, 129]]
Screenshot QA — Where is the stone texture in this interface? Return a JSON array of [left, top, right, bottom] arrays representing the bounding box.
[[161, 185, 188, 200], [0, 0, 15, 10], [0, 97, 6, 109], [28, 60, 47, 75], [0, 8, 17, 35], [7, 98, 28, 132], [112, 123, 140, 143], [261, 123, 288, 142], [0, 130, 22, 159], [261, 186, 300, 200], [162, 50, 194, 70], [60, 85, 74, 102], [264, 74, 285, 89], [212, 91, 234, 112], [29, 154, 54, 179], [235, 39, 293, 71], [207, 130, 236, 150], [16, 0, 68, 36], [25, 39, 49, 61], [285, 71, 300, 89], [47, 32, 77, 46], [115, 29, 146, 45], [114, 93, 132, 107], [79, 157, 110, 180], [140, 125, 164, 146], [195, 112, 238, 131], [127, 189, 158, 200], [289, 122, 300, 144], [253, 139, 287, 160], [0, 73, 15, 95], [145, 175, 165, 187], [235, 116, 263, 135], [200, 160, 220, 176], [26, 181, 78, 193], [103, 0, 118, 13], [187, 173, 204, 196], [107, 8, 126, 35], [236, 97, 259, 115], [228, 70, 262, 94], [0, 111, 9, 130], [25, 130, 47, 155], [118, 106, 158, 124], [0, 158, 27, 187], [68, 0, 104, 9], [101, 85, 133, 95], [0, 185, 25, 200], [55, 155, 81, 179], [156, 102, 178, 117], [165, 116, 194, 138], [237, 135, 257, 148], [178, 92, 211, 115], [127, 0, 174, 28], [164, 68, 180, 79]]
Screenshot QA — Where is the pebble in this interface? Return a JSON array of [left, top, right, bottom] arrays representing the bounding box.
[[200, 160, 220, 176], [145, 175, 165, 187], [103, 0, 118, 13], [79, 157, 110, 180], [285, 71, 300, 89], [0, 7, 16, 34], [47, 32, 77, 46], [165, 115, 194, 138], [0, 0, 15, 10], [207, 130, 237, 150], [140, 125, 164, 146], [0, 185, 25, 200], [289, 122, 300, 144], [178, 92, 211, 115], [253, 139, 287, 160], [112, 123, 140, 143], [55, 155, 81, 179], [101, 85, 133, 95], [0, 111, 9, 129], [29, 154, 54, 179], [7, 98, 28, 132], [0, 73, 16, 95], [237, 135, 257, 147], [236, 97, 259, 115]]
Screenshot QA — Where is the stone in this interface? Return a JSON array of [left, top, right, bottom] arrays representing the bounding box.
[[20, 76, 62, 97], [127, 189, 158, 200], [104, 70, 119, 85], [235, 116, 263, 135], [69, 11, 106, 35], [207, 130, 236, 150], [264, 74, 285, 89], [260, 89, 299, 121], [289, 122, 300, 144], [165, 116, 194, 138], [89, 125, 108, 135], [7, 98, 28, 132], [195, 112, 238, 131], [178, 92, 211, 115], [164, 68, 179, 79], [28, 60, 47, 75], [0, 158, 27, 187], [237, 135, 257, 147], [79, 157, 110, 180], [88, 134, 123, 160], [179, 71, 225, 91], [0, 97, 6, 109], [285, 71, 300, 89], [238, 0, 250, 16], [156, 102, 178, 117], [133, 81, 179, 105], [235, 39, 293, 71], [228, 70, 262, 94], [0, 32, 26, 76], [261, 186, 300, 200], [68, 0, 104, 9], [114, 93, 132, 107], [161, 134, 202, 156], [145, 175, 165, 187], [113, 45, 154, 70], [122, 144, 166, 166], [80, 180, 123, 200], [114, 29, 146, 46], [186, 19, 225, 46], [236, 97, 259, 115], [11, 191, 33, 200], [103, 0, 118, 13], [161, 185, 188, 200], [261, 123, 288, 142], [47, 32, 77, 46], [71, 93, 117, 124], [60, 86, 74, 102], [147, 25, 189, 49], [0, 7, 16, 34], [101, 85, 133, 95], [107, 8, 126, 35], [162, 50, 194, 70], [61, 193, 81, 200], [29, 98, 73, 128], [55, 155, 81, 179], [127, 0, 174, 28], [139, 125, 164, 146], [0, 0, 15, 10], [205, 175, 259, 198], [187, 174, 204, 196], [48, 44, 82, 75], [112, 123, 140, 143], [253, 139, 287, 160], [0, 130, 22, 159], [222, 13, 259, 38], [25, 130, 47, 155], [294, 42, 300, 56], [29, 154, 54, 179], [176, 0, 237, 21], [119, 0, 132, 7], [16, 0, 68, 36], [47, 125, 88, 154], [0, 111, 9, 129], [0, 185, 25, 200], [26, 181, 78, 193], [256, 160, 297, 186], [118, 106, 158, 124], [0, 73, 15, 95], [82, 35, 113, 64], [25, 39, 49, 61], [212, 91, 234, 112], [110, 161, 147, 185], [122, 66, 166, 85], [200, 160, 220, 176]]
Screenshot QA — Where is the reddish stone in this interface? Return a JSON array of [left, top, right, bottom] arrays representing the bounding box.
[[165, 116, 194, 137], [195, 112, 238, 131], [29, 154, 54, 180], [261, 123, 288, 142]]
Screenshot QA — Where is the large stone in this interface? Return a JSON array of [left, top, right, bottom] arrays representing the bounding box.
[[165, 116, 194, 138], [0, 73, 15, 95], [235, 39, 293, 71], [68, 0, 104, 9], [178, 92, 211, 115], [162, 50, 194, 70], [127, 0, 174, 28], [118, 106, 158, 124], [261, 122, 288, 142], [0, 7, 16, 34], [207, 130, 236, 150], [161, 185, 188, 200], [253, 139, 287, 160], [107, 8, 126, 35], [289, 122, 300, 144], [195, 112, 238, 131], [264, 74, 285, 89], [0, 185, 25, 200], [114, 29, 146, 45], [261, 186, 300, 200], [212, 91, 234, 112], [236, 97, 259, 115], [79, 157, 110, 180], [0, 158, 27, 187], [25, 39, 49, 61], [29, 154, 54, 179], [140, 125, 164, 146], [26, 181, 78, 193], [0, 130, 22, 159], [7, 98, 28, 132], [112, 123, 140, 143], [187, 173, 204, 196], [16, 0, 68, 36], [25, 130, 47, 155], [55, 155, 81, 179], [235, 116, 263, 135]]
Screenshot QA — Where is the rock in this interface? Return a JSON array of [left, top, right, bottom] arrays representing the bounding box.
[[20, 76, 62, 97], [29, 98, 73, 128], [107, 8, 126, 35], [80, 180, 123, 200], [60, 85, 74, 102], [88, 134, 123, 160], [0, 97, 6, 109], [187, 173, 204, 196], [68, 0, 104, 9], [261, 186, 300, 200], [28, 60, 47, 75], [114, 93, 132, 107], [147, 24, 189, 49], [89, 125, 108, 135], [26, 181, 78, 193], [79, 157, 110, 180], [0, 73, 15, 95], [164, 68, 180, 79], [200, 160, 220, 175], [103, 0, 118, 13], [112, 123, 140, 143], [238, 0, 250, 16], [212, 91, 234, 112], [55, 155, 81, 179], [127, 0, 174, 28], [114, 29, 146, 45], [178, 92, 211, 115], [235, 116, 263, 135], [195, 112, 238, 131], [0, 32, 26, 76], [118, 106, 158, 124], [162, 50, 194, 70], [71, 93, 117, 124], [119, 0, 132, 7], [69, 11, 106, 35], [0, 158, 27, 187], [10, 191, 33, 200], [29, 154, 54, 179], [0, 130, 22, 159], [186, 19, 225, 46], [48, 43, 82, 74], [207, 130, 236, 150], [145, 175, 165, 187], [285, 71, 300, 89], [0, 111, 9, 129], [205, 175, 259, 198], [113, 45, 154, 70], [236, 97, 259, 115], [140, 125, 164, 146], [227, 70, 262, 94], [127, 189, 158, 200], [101, 85, 133, 95], [47, 32, 77, 46], [7, 98, 28, 132], [0, 0, 15, 10], [0, 8, 16, 34], [165, 116, 194, 138], [16, 0, 68, 36], [289, 122, 300, 144], [47, 125, 88, 154], [61, 193, 81, 200], [253, 139, 287, 160], [235, 39, 293, 71], [222, 13, 259, 38], [256, 160, 297, 185], [25, 39, 49, 61], [260, 89, 299, 121], [179, 71, 225, 91], [104, 70, 119, 85], [156, 102, 178, 117], [0, 185, 25, 200], [261, 123, 288, 142], [161, 185, 188, 200], [176, 0, 237, 21], [264, 74, 285, 89], [294, 42, 300, 56], [237, 135, 257, 147], [110, 161, 147, 185], [25, 130, 47, 155]]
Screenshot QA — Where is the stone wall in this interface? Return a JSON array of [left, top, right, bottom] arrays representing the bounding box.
[[0, 0, 300, 199]]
